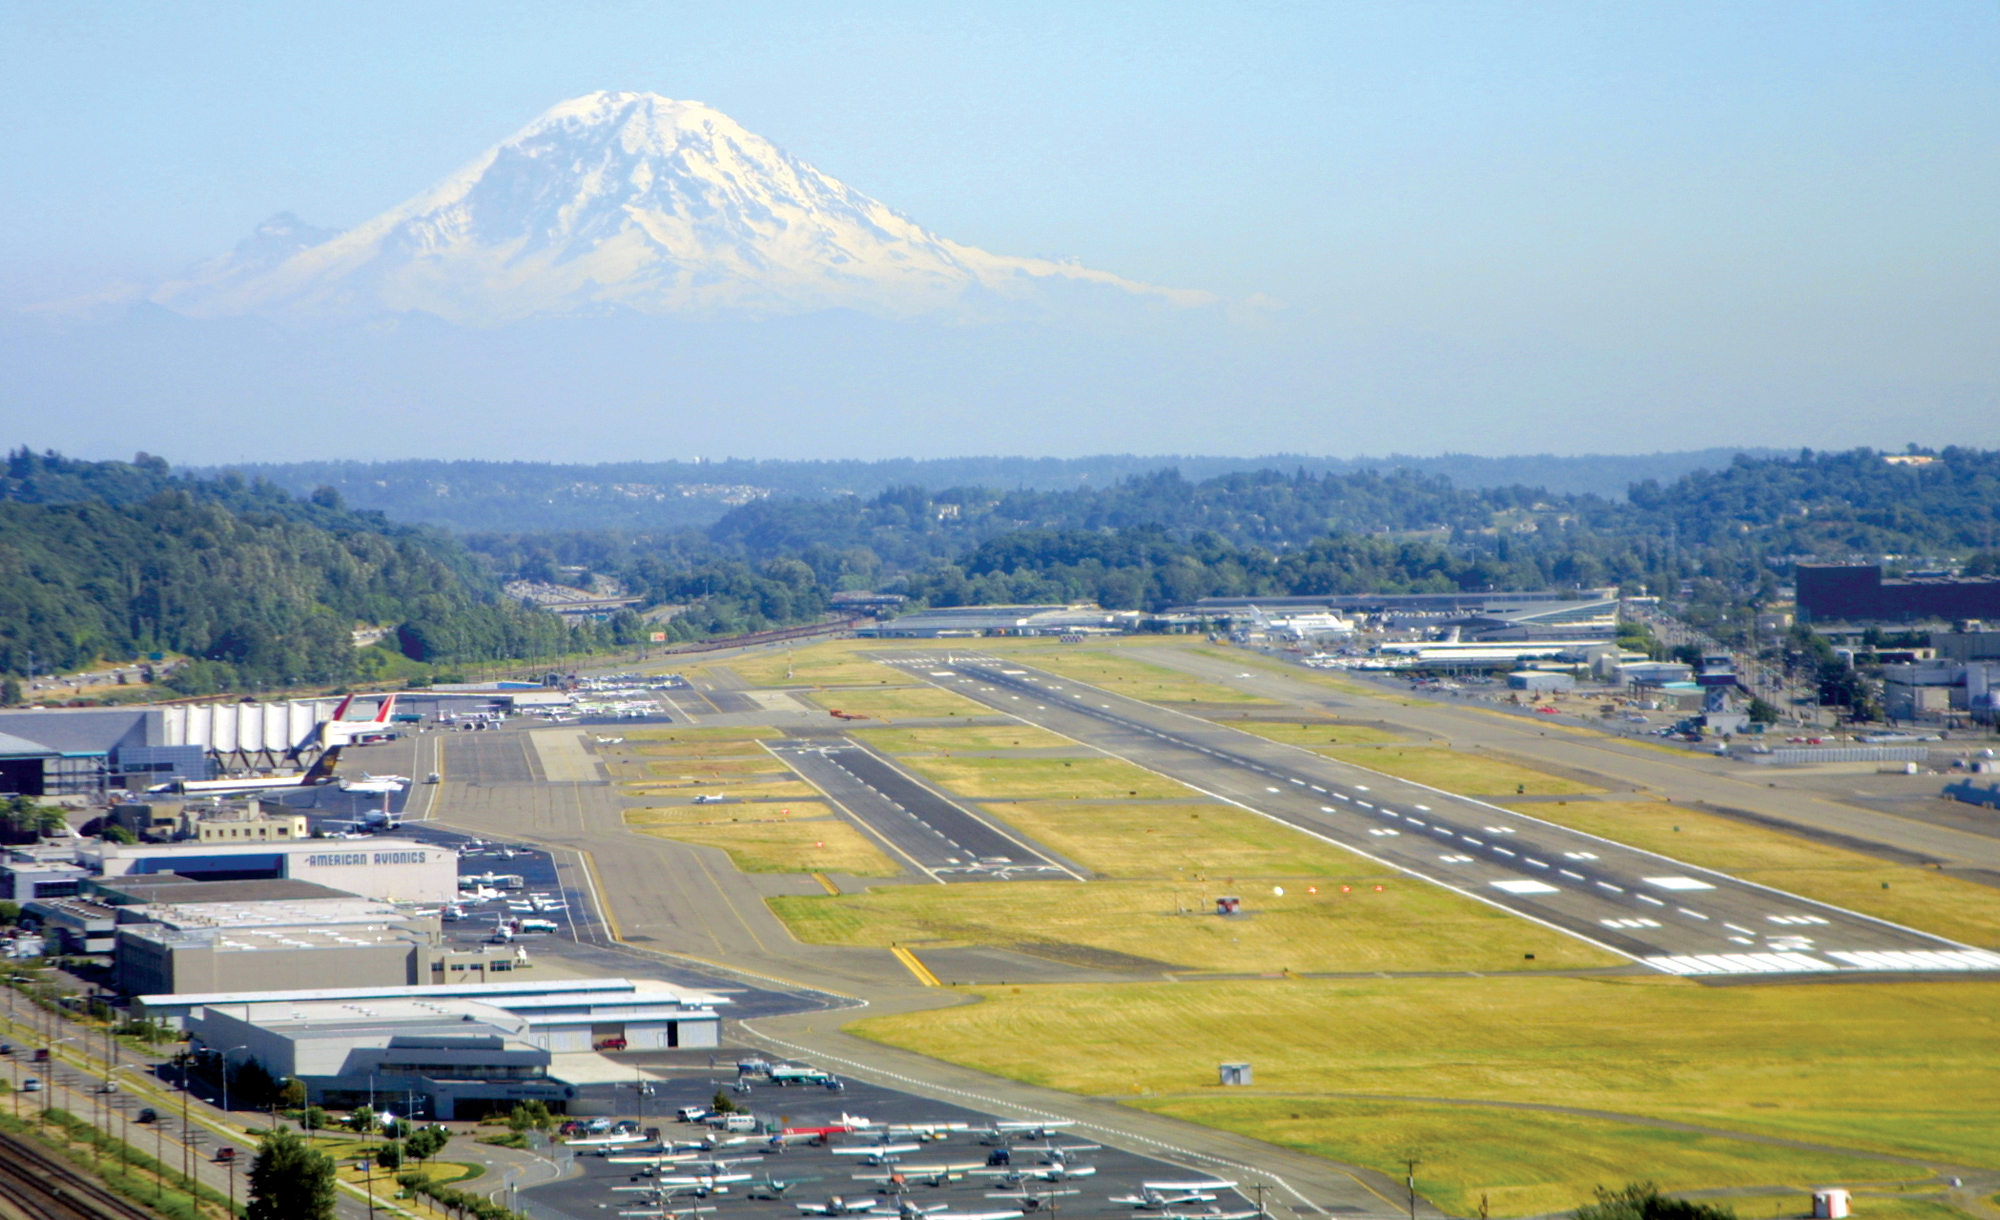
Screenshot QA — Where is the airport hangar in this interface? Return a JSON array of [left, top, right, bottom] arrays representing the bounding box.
[[79, 836, 460, 903], [150, 978, 726, 1118]]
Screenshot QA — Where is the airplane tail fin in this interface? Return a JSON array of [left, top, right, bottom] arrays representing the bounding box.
[[373, 693, 397, 723], [303, 745, 344, 784], [330, 694, 356, 721]]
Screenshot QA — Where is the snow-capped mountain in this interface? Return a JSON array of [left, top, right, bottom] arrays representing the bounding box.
[[146, 92, 1213, 325]]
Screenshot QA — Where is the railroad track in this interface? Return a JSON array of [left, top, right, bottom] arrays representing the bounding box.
[[0, 1128, 158, 1220]]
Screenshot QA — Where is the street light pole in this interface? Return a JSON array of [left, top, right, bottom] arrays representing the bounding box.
[[220, 1044, 248, 1115]]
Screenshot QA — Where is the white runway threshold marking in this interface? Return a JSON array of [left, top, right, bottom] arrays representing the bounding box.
[[1490, 879, 1559, 894], [1646, 948, 2000, 975]]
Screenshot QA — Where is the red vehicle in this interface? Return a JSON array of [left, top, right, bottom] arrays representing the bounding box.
[[595, 1037, 627, 1051], [214, 1147, 237, 1163]]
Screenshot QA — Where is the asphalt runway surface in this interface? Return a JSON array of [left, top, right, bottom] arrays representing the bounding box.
[[769, 739, 1077, 882], [874, 653, 2000, 979], [526, 1064, 1263, 1220]]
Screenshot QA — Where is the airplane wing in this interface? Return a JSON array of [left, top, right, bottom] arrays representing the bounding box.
[[1144, 1183, 1237, 1193], [928, 1211, 1025, 1220]]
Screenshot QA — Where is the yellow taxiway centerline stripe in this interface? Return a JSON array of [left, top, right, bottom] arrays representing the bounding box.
[[889, 944, 941, 987]]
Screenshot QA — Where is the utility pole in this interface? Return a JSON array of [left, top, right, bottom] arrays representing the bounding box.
[[1405, 1157, 1421, 1220]]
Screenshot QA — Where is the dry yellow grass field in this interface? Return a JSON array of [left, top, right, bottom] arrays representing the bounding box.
[[1134, 1095, 1921, 1219], [1326, 745, 1602, 795], [1505, 799, 2000, 948], [621, 726, 780, 743], [800, 685, 992, 719], [980, 800, 1355, 879], [898, 755, 1197, 800], [1226, 721, 1411, 747], [853, 724, 1080, 753], [727, 641, 906, 687], [631, 778, 821, 802], [629, 813, 899, 876], [982, 646, 1278, 706], [627, 801, 832, 825], [847, 974, 2000, 1166], [773, 875, 1615, 973]]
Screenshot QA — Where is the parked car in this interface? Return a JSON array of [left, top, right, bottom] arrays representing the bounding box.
[[214, 1148, 237, 1163], [136, 1108, 158, 1123], [21, 1078, 40, 1092]]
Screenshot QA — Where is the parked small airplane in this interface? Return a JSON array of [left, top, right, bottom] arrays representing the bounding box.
[[1108, 1184, 1237, 1209], [984, 1189, 1079, 1213], [340, 772, 409, 794], [893, 1201, 1024, 1220], [795, 1196, 880, 1215]]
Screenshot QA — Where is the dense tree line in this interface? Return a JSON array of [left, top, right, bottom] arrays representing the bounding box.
[[0, 450, 614, 688]]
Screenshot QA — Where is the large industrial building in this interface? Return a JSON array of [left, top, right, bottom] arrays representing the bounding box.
[[1798, 565, 2000, 624], [158, 978, 726, 1118], [1171, 590, 1623, 640], [82, 837, 459, 903]]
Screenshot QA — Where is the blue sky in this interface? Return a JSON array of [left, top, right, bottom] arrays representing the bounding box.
[[0, 1, 1995, 459]]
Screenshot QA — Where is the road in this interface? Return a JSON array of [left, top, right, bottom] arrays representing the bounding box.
[[870, 651, 2000, 978]]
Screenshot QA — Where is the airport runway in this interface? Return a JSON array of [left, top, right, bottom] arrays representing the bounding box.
[[769, 738, 1079, 883], [875, 652, 2000, 979]]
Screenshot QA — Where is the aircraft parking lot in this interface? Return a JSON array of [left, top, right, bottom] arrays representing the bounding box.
[[526, 1062, 1276, 1220]]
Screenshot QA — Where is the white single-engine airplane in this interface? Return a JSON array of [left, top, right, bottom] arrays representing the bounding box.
[[795, 1196, 880, 1215]]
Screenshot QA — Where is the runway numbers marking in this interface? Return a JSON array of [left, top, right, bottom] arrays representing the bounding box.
[[1490, 879, 1559, 895]]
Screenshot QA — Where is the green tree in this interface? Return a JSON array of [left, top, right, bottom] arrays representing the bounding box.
[[407, 1125, 451, 1161], [711, 1089, 737, 1115], [247, 1127, 337, 1220], [0, 677, 19, 705], [0, 901, 17, 926], [376, 1140, 403, 1170], [279, 1078, 308, 1110], [507, 1099, 553, 1133], [1746, 696, 1780, 724], [100, 823, 136, 844], [301, 1105, 328, 1138], [346, 1104, 376, 1134]]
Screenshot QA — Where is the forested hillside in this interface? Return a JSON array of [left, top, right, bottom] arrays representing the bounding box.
[[202, 449, 1776, 533], [455, 447, 2000, 645], [0, 450, 625, 691], [12, 445, 1995, 695]]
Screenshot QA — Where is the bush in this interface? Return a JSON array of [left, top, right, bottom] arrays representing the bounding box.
[[1575, 1183, 1737, 1220]]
